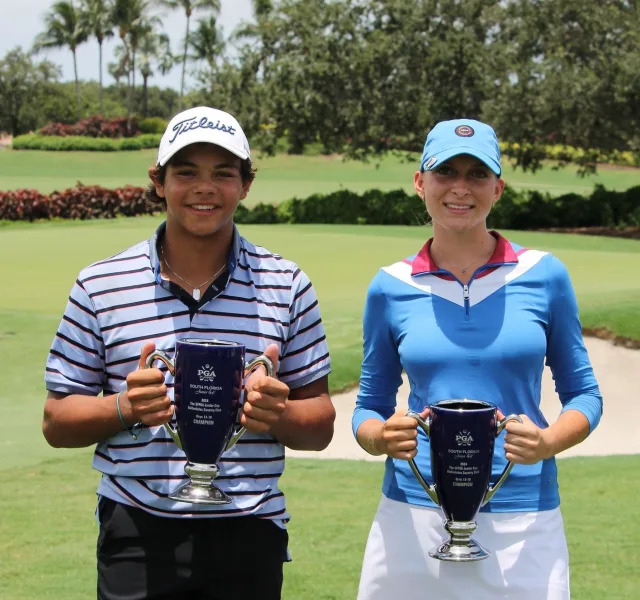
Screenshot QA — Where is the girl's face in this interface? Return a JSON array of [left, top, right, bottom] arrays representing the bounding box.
[[150, 143, 251, 240], [413, 154, 504, 236]]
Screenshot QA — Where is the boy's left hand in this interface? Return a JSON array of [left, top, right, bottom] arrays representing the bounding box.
[[241, 344, 289, 434]]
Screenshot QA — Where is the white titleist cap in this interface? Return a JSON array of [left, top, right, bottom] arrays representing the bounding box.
[[157, 106, 251, 166]]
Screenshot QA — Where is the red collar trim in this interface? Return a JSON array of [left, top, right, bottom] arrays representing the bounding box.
[[411, 231, 519, 276]]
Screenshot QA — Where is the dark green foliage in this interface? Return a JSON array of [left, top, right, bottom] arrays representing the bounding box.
[[487, 185, 640, 229], [0, 48, 62, 136], [12, 133, 161, 151], [138, 116, 168, 134], [274, 189, 426, 226]]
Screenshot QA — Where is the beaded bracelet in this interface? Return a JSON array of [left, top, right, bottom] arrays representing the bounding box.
[[115, 391, 142, 440]]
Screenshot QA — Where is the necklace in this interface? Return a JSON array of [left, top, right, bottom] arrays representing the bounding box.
[[435, 241, 496, 275], [160, 246, 226, 301]]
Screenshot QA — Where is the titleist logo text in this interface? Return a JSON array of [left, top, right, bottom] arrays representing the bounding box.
[[169, 117, 236, 144]]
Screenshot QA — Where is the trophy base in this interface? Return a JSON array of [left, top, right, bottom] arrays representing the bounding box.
[[429, 538, 490, 562], [169, 482, 232, 505], [169, 462, 231, 505], [429, 520, 490, 562]]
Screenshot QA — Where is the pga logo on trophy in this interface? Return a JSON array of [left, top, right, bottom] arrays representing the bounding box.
[[406, 399, 522, 562], [146, 338, 273, 505]]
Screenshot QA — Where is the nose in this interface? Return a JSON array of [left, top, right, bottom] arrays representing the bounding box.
[[450, 180, 470, 197], [193, 174, 217, 194]]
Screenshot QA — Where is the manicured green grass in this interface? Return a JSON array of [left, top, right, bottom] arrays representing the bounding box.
[[1, 218, 638, 599], [1, 218, 638, 472], [1, 149, 639, 205], [0, 452, 638, 600]]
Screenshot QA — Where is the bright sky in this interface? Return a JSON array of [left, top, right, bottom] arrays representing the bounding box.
[[0, 0, 254, 90]]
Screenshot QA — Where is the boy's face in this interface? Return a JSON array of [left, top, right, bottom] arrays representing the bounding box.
[[151, 143, 251, 240]]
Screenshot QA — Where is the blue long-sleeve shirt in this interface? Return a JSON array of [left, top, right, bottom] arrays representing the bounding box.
[[352, 233, 602, 512]]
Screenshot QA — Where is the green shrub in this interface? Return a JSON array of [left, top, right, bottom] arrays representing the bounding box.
[[139, 117, 168, 134], [11, 134, 161, 152]]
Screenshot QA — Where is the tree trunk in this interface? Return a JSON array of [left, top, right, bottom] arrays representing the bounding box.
[[143, 75, 149, 117], [122, 35, 132, 132], [72, 49, 81, 121], [98, 40, 104, 115], [180, 13, 190, 108], [127, 49, 137, 135]]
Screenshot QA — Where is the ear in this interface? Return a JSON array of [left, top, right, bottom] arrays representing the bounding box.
[[239, 179, 253, 201], [413, 170, 425, 199], [148, 166, 166, 198]]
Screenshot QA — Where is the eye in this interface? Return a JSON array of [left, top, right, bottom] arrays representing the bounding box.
[[176, 169, 196, 177], [215, 170, 239, 179], [434, 165, 455, 176], [470, 168, 489, 179]]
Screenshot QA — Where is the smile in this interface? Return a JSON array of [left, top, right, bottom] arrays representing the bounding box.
[[189, 205, 219, 211], [445, 203, 473, 210]]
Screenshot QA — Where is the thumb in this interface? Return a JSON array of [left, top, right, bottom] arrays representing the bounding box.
[[261, 343, 280, 376], [138, 342, 157, 370]]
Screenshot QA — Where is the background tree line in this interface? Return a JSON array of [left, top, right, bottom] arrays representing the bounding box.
[[1, 0, 639, 170]]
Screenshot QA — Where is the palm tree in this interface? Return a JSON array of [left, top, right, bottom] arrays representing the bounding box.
[[233, 0, 276, 79], [33, 0, 89, 121], [160, 0, 220, 107], [138, 31, 173, 117], [80, 0, 114, 115], [108, 60, 125, 88], [188, 15, 223, 75], [108, 43, 129, 89], [111, 0, 158, 130]]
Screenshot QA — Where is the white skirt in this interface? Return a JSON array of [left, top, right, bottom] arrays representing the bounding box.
[[357, 496, 569, 600]]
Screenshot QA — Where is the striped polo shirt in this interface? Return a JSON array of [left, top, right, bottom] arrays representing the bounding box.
[[45, 222, 331, 521]]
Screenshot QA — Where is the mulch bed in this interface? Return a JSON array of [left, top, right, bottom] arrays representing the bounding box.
[[583, 328, 640, 350]]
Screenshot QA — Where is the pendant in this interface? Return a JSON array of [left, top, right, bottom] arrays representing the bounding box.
[[192, 288, 201, 301]]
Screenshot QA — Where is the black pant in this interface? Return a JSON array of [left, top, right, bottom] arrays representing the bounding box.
[[97, 497, 289, 600]]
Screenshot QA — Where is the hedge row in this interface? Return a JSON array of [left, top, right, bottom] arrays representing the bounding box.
[[233, 184, 640, 229], [39, 116, 139, 138], [1, 183, 639, 228], [37, 115, 168, 138], [0, 185, 156, 221], [12, 134, 162, 151], [499, 142, 640, 168]]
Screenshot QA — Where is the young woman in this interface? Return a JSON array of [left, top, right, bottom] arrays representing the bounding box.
[[44, 106, 335, 600], [352, 119, 602, 600]]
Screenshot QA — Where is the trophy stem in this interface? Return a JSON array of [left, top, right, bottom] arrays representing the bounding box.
[[169, 462, 232, 505], [429, 520, 490, 562]]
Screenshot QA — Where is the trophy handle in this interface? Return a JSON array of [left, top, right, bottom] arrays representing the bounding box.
[[482, 413, 523, 505], [405, 410, 440, 506], [225, 354, 275, 451], [145, 350, 182, 449]]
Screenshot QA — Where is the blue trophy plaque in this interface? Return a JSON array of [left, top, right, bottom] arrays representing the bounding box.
[[146, 338, 273, 505]]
